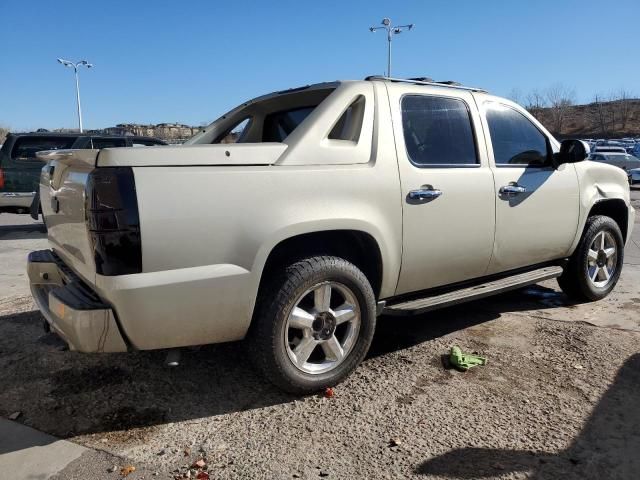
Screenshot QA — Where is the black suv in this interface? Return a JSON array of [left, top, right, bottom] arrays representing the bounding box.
[[0, 132, 166, 214]]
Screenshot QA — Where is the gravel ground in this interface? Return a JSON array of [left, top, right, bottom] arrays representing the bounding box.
[[0, 189, 639, 479], [1, 290, 639, 480]]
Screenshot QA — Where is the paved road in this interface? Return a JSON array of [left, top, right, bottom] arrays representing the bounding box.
[[0, 213, 46, 301]]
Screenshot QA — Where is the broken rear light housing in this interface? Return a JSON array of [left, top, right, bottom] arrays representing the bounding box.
[[85, 167, 142, 276]]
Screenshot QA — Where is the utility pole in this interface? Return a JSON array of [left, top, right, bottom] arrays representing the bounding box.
[[369, 18, 414, 77], [57, 58, 93, 132]]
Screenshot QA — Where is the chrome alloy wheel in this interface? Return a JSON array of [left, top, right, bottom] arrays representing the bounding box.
[[586, 231, 617, 288], [284, 281, 361, 374]]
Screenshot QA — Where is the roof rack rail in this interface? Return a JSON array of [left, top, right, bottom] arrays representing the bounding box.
[[364, 76, 487, 93]]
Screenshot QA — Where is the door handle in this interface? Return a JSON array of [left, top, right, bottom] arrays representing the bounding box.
[[499, 183, 527, 197], [408, 186, 443, 201]]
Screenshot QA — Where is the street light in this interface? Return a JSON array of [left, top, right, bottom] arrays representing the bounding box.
[[369, 18, 414, 77], [57, 58, 93, 132]]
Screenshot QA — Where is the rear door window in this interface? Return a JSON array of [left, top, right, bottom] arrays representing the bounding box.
[[11, 136, 77, 162], [401, 95, 478, 166]]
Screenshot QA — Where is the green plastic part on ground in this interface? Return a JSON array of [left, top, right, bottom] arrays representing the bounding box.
[[450, 346, 487, 371]]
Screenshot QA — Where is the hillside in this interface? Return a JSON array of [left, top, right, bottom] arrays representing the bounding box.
[[530, 98, 640, 139]]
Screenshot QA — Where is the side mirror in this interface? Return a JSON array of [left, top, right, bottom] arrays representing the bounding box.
[[554, 139, 590, 166]]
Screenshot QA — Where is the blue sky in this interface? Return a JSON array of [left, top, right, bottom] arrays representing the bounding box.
[[2, 0, 638, 131]]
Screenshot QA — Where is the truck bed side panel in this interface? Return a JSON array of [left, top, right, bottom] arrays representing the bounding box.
[[94, 159, 402, 350]]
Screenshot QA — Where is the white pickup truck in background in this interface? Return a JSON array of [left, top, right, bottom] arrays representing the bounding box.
[[28, 77, 634, 393]]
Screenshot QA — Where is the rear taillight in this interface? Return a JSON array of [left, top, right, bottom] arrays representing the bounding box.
[[0, 168, 4, 189], [85, 167, 142, 276]]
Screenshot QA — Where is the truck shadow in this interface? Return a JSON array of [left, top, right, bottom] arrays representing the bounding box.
[[0, 222, 46, 240], [0, 284, 591, 442], [414, 352, 640, 479], [369, 283, 572, 358], [0, 308, 292, 440]]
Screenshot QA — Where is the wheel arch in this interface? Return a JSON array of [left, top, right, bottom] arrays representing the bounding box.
[[572, 161, 632, 252], [242, 206, 402, 337], [587, 199, 629, 243], [255, 229, 384, 301]]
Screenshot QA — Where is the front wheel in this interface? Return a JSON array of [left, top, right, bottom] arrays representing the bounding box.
[[249, 256, 376, 394], [557, 215, 624, 301]]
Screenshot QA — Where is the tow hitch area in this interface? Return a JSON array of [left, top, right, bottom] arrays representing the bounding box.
[[165, 349, 181, 367]]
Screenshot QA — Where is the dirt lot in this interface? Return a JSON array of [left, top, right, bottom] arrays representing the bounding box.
[[0, 190, 639, 479]]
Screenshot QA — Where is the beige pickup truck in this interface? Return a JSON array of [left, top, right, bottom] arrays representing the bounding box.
[[28, 77, 634, 393]]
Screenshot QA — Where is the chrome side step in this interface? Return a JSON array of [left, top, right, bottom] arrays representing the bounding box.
[[383, 266, 563, 316]]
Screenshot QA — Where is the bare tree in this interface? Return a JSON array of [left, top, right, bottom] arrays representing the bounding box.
[[545, 83, 576, 134], [525, 89, 546, 117], [613, 88, 633, 132], [507, 87, 523, 105], [591, 94, 609, 136], [0, 126, 9, 144]]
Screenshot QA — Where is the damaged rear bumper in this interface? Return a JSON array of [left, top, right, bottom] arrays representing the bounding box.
[[27, 250, 128, 353]]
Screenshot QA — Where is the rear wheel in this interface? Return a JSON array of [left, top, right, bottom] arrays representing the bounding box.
[[557, 215, 624, 301], [249, 256, 376, 394]]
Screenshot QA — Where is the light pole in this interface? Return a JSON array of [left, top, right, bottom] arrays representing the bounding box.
[[369, 18, 414, 77], [57, 58, 93, 132]]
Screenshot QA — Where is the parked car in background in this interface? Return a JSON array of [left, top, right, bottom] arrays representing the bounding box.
[[27, 77, 634, 393], [588, 152, 640, 184], [0, 132, 166, 214], [629, 168, 640, 185], [618, 140, 636, 154], [592, 146, 628, 154], [588, 152, 640, 170]]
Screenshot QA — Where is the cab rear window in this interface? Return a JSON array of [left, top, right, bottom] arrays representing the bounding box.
[[11, 136, 77, 161], [262, 107, 315, 142]]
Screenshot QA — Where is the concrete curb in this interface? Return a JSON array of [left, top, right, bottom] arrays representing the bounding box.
[[0, 418, 86, 479]]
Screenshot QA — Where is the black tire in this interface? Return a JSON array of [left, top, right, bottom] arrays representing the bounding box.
[[249, 256, 376, 394], [557, 215, 624, 302]]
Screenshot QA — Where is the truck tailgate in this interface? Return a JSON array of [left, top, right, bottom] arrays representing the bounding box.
[[35, 143, 287, 285], [37, 149, 99, 284]]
